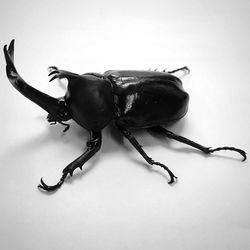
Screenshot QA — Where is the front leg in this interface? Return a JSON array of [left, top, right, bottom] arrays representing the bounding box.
[[48, 66, 80, 82], [38, 131, 102, 192]]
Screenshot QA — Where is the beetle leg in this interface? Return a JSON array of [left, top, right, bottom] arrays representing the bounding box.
[[48, 67, 80, 82], [117, 126, 177, 184], [48, 66, 58, 73], [149, 126, 247, 161], [167, 66, 190, 74], [38, 131, 102, 192]]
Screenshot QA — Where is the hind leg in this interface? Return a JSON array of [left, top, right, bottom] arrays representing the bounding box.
[[149, 126, 246, 161]]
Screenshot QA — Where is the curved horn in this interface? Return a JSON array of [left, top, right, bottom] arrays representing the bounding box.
[[3, 40, 61, 115]]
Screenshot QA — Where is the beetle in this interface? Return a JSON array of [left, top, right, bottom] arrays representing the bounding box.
[[3, 40, 247, 192]]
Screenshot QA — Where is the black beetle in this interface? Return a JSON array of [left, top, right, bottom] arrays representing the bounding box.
[[3, 40, 246, 192]]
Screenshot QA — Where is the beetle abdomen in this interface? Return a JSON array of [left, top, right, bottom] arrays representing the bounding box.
[[117, 83, 188, 128], [104, 70, 184, 89], [105, 70, 189, 128]]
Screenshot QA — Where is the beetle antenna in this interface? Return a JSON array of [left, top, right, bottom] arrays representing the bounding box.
[[59, 121, 70, 132]]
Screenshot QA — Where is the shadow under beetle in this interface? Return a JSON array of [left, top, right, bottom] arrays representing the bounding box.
[[3, 40, 247, 192]]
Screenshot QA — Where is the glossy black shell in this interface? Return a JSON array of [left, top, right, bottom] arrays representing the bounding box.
[[104, 70, 189, 129], [64, 74, 115, 131]]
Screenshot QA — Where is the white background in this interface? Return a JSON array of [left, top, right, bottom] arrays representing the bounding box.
[[0, 0, 250, 249]]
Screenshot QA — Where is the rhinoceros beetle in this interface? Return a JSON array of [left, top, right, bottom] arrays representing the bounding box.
[[3, 40, 247, 192]]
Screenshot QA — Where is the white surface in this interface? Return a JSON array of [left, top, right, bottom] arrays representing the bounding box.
[[0, 0, 250, 249]]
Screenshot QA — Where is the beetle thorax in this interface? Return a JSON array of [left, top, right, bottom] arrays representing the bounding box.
[[65, 75, 115, 131], [47, 98, 72, 123]]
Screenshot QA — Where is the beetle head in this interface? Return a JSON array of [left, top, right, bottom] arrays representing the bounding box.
[[46, 98, 72, 123], [4, 40, 73, 129]]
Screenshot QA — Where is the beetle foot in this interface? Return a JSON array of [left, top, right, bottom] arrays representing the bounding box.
[[48, 67, 70, 82], [48, 68, 61, 82], [208, 147, 247, 161], [183, 66, 190, 74], [48, 67, 79, 82], [167, 66, 190, 74], [48, 66, 58, 73], [38, 173, 67, 192], [152, 161, 178, 184]]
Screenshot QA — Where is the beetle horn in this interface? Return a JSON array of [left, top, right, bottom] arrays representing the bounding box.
[[4, 40, 62, 115]]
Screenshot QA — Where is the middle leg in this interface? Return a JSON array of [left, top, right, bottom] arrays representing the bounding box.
[[116, 125, 177, 184]]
